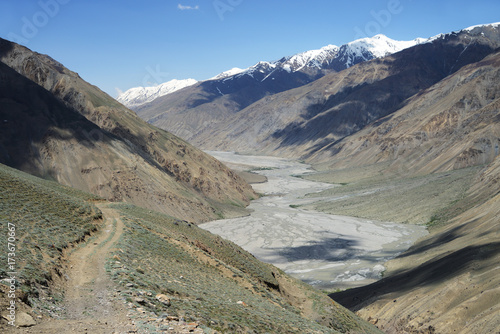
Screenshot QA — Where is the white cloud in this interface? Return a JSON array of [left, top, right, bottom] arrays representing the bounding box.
[[177, 4, 199, 10]]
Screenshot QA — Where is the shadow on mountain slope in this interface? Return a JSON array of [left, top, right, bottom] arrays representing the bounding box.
[[331, 241, 500, 310], [270, 38, 498, 152]]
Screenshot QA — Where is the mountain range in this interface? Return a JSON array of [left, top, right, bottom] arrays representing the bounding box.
[[119, 34, 427, 141], [117, 34, 424, 111], [121, 25, 500, 165]]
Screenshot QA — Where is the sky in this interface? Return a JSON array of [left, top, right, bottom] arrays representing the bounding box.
[[1, 0, 500, 97]]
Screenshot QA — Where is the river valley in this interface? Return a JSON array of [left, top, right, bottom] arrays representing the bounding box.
[[202, 151, 428, 290]]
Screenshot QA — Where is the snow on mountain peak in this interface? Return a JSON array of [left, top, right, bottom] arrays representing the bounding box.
[[117, 78, 197, 109], [284, 44, 340, 71], [338, 34, 428, 67], [426, 22, 500, 44], [462, 22, 500, 32], [347, 34, 426, 59], [209, 67, 245, 81], [117, 34, 429, 109]]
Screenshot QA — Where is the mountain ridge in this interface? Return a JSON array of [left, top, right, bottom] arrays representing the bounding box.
[[0, 37, 256, 223], [118, 34, 426, 112], [130, 33, 429, 143], [187, 23, 500, 162]]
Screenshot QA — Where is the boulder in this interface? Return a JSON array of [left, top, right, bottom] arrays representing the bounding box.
[[155, 294, 171, 307], [16, 312, 36, 327]]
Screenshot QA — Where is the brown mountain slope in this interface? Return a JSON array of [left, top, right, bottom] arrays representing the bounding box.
[[311, 50, 500, 174], [0, 163, 383, 333], [0, 38, 255, 223], [313, 51, 500, 334]]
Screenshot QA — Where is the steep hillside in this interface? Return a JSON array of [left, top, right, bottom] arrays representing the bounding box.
[[318, 51, 500, 334], [189, 24, 500, 160], [296, 50, 500, 225], [330, 155, 500, 333], [0, 38, 255, 223], [0, 163, 104, 330], [0, 163, 382, 333], [134, 35, 424, 141], [310, 50, 500, 174]]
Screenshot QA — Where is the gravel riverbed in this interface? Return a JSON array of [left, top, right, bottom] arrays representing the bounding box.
[[202, 151, 428, 290]]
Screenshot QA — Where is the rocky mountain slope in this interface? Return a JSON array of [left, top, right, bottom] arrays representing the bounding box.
[[274, 25, 500, 333], [313, 38, 500, 334], [188, 24, 500, 162], [310, 49, 500, 174], [0, 38, 255, 223], [131, 35, 425, 141], [330, 155, 500, 333]]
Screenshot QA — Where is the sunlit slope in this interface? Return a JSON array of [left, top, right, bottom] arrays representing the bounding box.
[[323, 52, 500, 334], [0, 38, 255, 223], [331, 156, 500, 333]]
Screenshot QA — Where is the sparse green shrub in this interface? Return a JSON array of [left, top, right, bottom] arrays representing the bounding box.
[[107, 203, 341, 333]]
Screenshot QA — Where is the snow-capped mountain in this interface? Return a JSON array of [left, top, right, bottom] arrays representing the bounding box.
[[337, 34, 428, 67], [209, 67, 245, 80], [118, 34, 426, 109], [222, 34, 427, 83], [284, 44, 340, 71], [117, 78, 197, 109], [233, 44, 341, 80]]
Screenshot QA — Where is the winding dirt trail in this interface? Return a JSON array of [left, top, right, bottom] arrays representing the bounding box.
[[18, 204, 135, 334]]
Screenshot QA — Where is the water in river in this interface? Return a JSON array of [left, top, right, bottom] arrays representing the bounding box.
[[202, 151, 428, 290]]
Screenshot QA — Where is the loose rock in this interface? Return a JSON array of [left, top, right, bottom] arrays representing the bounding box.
[[156, 294, 171, 307]]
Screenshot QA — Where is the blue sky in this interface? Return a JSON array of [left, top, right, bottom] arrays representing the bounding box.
[[1, 0, 500, 97]]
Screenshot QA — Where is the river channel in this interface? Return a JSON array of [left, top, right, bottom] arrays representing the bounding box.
[[202, 151, 428, 290]]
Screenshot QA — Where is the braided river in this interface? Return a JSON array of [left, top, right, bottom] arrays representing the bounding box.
[[202, 151, 427, 290]]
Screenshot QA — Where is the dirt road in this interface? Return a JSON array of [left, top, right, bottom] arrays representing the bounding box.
[[16, 204, 134, 334]]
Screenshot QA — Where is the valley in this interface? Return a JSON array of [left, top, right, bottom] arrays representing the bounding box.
[[202, 152, 427, 291], [1, 17, 500, 334]]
